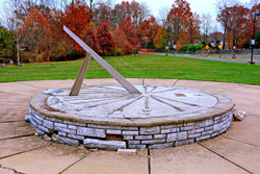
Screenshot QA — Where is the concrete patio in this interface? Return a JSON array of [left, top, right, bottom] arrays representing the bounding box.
[[0, 79, 259, 174]]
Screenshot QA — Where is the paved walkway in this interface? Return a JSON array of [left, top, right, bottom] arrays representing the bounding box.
[[0, 79, 259, 174], [150, 53, 260, 65]]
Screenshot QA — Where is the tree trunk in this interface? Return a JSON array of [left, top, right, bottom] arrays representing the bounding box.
[[36, 46, 39, 62], [16, 40, 20, 65]]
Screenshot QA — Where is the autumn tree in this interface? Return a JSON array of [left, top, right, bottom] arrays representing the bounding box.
[[187, 13, 201, 44], [82, 26, 99, 52], [167, 0, 192, 46], [23, 8, 51, 62], [111, 28, 132, 55], [120, 16, 140, 50], [138, 16, 158, 48], [154, 27, 168, 49], [97, 23, 115, 56]]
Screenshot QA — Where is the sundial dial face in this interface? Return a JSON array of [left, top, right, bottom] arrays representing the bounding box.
[[46, 84, 218, 119]]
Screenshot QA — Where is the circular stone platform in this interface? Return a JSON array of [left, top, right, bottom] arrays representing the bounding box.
[[29, 84, 234, 150]]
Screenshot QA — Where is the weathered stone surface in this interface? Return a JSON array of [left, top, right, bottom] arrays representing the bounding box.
[[161, 128, 179, 134], [68, 125, 77, 130], [67, 133, 85, 140], [34, 128, 45, 136], [43, 120, 53, 129], [154, 134, 166, 139], [148, 143, 173, 150], [58, 131, 66, 137], [88, 124, 138, 130], [84, 138, 126, 150], [135, 135, 153, 140], [197, 119, 213, 128], [188, 128, 204, 134], [196, 135, 210, 141], [202, 130, 213, 136], [213, 121, 228, 132], [31, 116, 42, 125], [167, 132, 187, 142], [38, 125, 52, 133], [188, 133, 201, 138], [181, 126, 194, 131], [175, 139, 195, 146], [211, 132, 219, 137], [77, 127, 106, 138], [161, 124, 183, 129], [64, 120, 86, 127], [140, 126, 160, 135], [128, 140, 140, 145], [30, 119, 38, 128], [122, 130, 139, 135], [123, 136, 134, 140], [54, 122, 67, 128], [117, 149, 137, 155], [106, 129, 122, 135], [142, 139, 166, 144], [128, 144, 146, 149], [56, 135, 79, 147], [54, 126, 76, 134], [205, 126, 213, 131]]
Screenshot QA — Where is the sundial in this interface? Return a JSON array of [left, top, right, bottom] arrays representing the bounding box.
[[28, 26, 235, 150]]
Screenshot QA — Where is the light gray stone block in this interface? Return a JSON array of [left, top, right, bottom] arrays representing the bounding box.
[[84, 138, 126, 151], [43, 120, 53, 129], [68, 133, 85, 140], [188, 133, 201, 138], [58, 131, 67, 137], [57, 135, 79, 147], [148, 143, 173, 150], [202, 130, 213, 136], [197, 119, 213, 128], [55, 126, 76, 134], [140, 126, 160, 135], [87, 124, 138, 130], [38, 125, 52, 133], [175, 139, 194, 146], [124, 136, 134, 140], [68, 125, 77, 130], [161, 128, 179, 134], [142, 139, 166, 144], [34, 113, 45, 121], [106, 129, 122, 135], [34, 128, 45, 136], [128, 140, 140, 145], [167, 132, 187, 142], [31, 116, 42, 125], [205, 126, 213, 131], [25, 115, 31, 122], [122, 130, 139, 135], [213, 120, 227, 132], [211, 132, 219, 137], [135, 135, 153, 140], [77, 127, 106, 138], [154, 134, 166, 139], [196, 135, 210, 141], [64, 120, 86, 127], [181, 126, 194, 131], [185, 122, 195, 126], [188, 128, 204, 134], [30, 119, 38, 128], [54, 122, 67, 128], [161, 124, 183, 129], [128, 144, 146, 149]]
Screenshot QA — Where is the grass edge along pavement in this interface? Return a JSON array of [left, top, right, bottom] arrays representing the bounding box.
[[0, 54, 259, 85]]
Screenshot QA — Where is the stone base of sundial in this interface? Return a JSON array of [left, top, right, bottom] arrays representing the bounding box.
[[29, 84, 234, 150]]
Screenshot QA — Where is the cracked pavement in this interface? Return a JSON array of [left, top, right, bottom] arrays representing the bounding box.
[[0, 79, 259, 174]]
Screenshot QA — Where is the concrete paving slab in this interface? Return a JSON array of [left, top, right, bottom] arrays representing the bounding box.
[[63, 150, 148, 174], [0, 93, 31, 104], [20, 80, 75, 91], [0, 122, 34, 140], [0, 168, 16, 174], [201, 137, 260, 174], [0, 82, 42, 97], [0, 136, 48, 159], [176, 80, 242, 94], [0, 144, 87, 174], [224, 116, 260, 147], [150, 144, 247, 174], [0, 104, 29, 122]]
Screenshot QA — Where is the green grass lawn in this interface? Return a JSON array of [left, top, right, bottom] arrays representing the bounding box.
[[0, 54, 260, 85]]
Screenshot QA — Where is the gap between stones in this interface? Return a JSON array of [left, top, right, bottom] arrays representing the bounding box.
[[222, 136, 260, 148], [147, 149, 151, 174], [0, 145, 48, 160], [0, 134, 35, 141], [58, 152, 91, 174], [198, 143, 253, 174], [0, 166, 27, 174]]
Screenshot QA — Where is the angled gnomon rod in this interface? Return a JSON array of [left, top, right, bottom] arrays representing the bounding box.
[[63, 25, 141, 96]]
